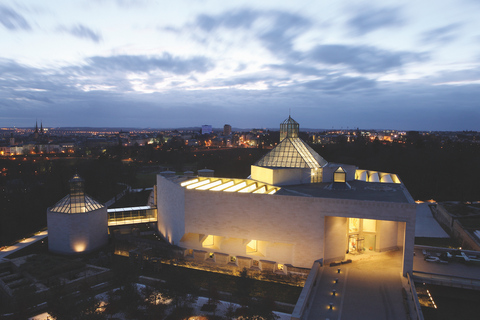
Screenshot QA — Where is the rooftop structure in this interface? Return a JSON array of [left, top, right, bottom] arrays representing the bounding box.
[[50, 174, 104, 213]]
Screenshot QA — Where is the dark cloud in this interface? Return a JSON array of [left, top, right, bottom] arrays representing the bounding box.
[[309, 44, 427, 73], [182, 9, 311, 59], [0, 5, 31, 30], [0, 55, 479, 131], [301, 76, 376, 92], [58, 24, 102, 43], [268, 63, 323, 76], [420, 23, 462, 44], [347, 7, 404, 35], [195, 9, 258, 32], [85, 53, 214, 74], [257, 11, 311, 59]]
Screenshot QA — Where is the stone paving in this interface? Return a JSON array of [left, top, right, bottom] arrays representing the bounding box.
[[306, 250, 407, 320]]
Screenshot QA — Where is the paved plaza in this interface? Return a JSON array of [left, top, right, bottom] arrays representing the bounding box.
[[306, 250, 407, 320]]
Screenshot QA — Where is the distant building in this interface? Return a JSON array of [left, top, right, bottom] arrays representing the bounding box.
[[223, 124, 232, 136], [201, 125, 213, 135]]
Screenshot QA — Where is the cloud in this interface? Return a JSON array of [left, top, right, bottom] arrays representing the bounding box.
[[178, 9, 311, 59], [58, 24, 102, 43], [308, 44, 427, 73], [268, 63, 324, 76], [84, 53, 214, 74], [420, 23, 462, 44], [301, 76, 376, 92], [194, 9, 259, 32], [347, 6, 404, 35], [0, 5, 31, 30]]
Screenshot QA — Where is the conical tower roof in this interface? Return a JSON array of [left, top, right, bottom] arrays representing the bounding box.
[[50, 174, 104, 213], [255, 137, 327, 169], [255, 116, 327, 169]]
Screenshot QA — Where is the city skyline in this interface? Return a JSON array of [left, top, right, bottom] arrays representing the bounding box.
[[1, 0, 479, 130]]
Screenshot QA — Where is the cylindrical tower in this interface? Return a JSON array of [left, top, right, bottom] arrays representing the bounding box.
[[47, 174, 108, 254]]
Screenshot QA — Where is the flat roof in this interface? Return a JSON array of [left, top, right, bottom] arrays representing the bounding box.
[[276, 180, 412, 203]]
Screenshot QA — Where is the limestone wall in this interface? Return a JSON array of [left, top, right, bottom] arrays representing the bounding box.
[[47, 207, 107, 254], [182, 189, 416, 269], [324, 216, 348, 262], [156, 175, 185, 245], [378, 220, 399, 251]]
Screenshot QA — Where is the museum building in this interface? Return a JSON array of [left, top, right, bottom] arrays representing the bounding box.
[[156, 116, 416, 275]]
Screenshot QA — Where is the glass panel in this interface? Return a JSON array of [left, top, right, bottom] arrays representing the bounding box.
[[349, 218, 359, 233]]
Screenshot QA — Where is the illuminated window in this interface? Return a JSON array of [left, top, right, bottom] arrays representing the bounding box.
[[230, 256, 237, 263], [186, 249, 193, 257], [363, 219, 376, 232], [277, 263, 284, 271], [209, 253, 215, 260], [334, 167, 346, 183], [349, 218, 359, 233], [246, 240, 257, 253], [203, 235, 214, 247]]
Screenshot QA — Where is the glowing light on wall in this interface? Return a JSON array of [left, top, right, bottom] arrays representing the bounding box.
[[246, 240, 257, 253], [203, 235, 214, 247], [73, 241, 87, 252]]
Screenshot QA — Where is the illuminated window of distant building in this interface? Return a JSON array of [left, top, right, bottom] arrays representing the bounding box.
[[349, 218, 359, 233], [209, 252, 215, 260], [230, 256, 237, 263], [246, 240, 257, 254], [203, 235, 214, 247], [363, 219, 376, 232], [186, 249, 194, 257], [277, 263, 284, 271], [334, 167, 346, 183]]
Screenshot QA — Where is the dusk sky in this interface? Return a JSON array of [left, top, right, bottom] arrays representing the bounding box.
[[1, 0, 479, 130]]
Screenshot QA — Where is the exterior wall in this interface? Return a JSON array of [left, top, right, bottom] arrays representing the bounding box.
[[47, 207, 107, 254], [179, 189, 416, 270], [251, 165, 309, 186], [377, 220, 399, 251], [156, 175, 185, 245], [324, 216, 348, 262]]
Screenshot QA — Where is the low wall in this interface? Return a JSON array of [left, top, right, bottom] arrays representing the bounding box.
[[291, 260, 323, 320], [407, 272, 424, 320]]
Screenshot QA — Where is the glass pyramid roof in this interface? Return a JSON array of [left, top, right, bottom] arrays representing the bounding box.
[[50, 194, 104, 214], [255, 137, 328, 169]]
